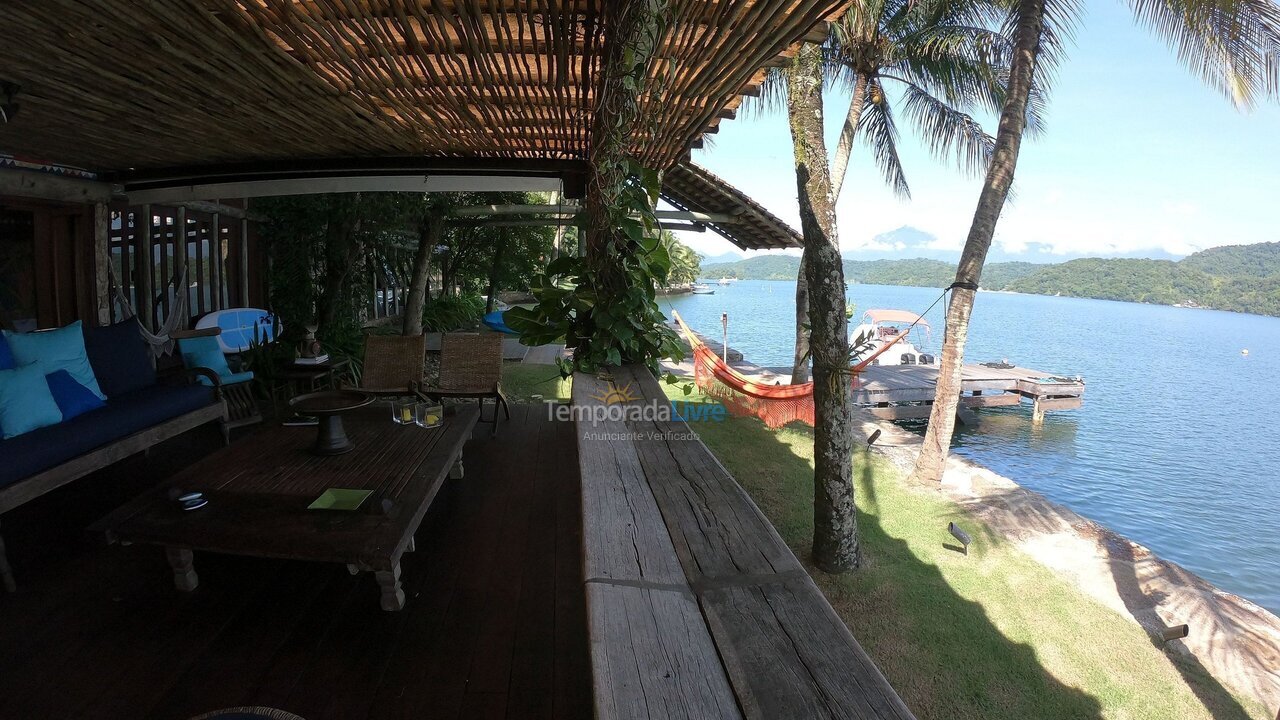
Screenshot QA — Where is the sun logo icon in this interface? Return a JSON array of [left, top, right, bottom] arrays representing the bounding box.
[[591, 381, 641, 405]]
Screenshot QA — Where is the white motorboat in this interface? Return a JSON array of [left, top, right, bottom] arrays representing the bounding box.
[[849, 309, 936, 366]]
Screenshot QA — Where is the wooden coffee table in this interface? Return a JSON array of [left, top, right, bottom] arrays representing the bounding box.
[[90, 404, 479, 611]]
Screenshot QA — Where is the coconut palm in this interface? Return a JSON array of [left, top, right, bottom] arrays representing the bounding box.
[[762, 0, 1031, 383], [910, 0, 1280, 483]]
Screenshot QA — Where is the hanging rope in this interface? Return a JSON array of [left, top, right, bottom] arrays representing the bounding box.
[[107, 262, 190, 358]]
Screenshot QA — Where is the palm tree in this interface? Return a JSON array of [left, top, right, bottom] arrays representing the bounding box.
[[786, 41, 861, 572], [768, 0, 1031, 383], [910, 0, 1280, 483]]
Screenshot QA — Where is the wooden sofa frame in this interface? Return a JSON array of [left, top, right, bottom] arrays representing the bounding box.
[[0, 369, 226, 592]]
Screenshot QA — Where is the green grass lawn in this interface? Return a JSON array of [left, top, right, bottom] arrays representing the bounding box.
[[500, 364, 1269, 720]]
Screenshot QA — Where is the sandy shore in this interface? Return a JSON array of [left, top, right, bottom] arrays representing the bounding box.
[[857, 414, 1280, 717]]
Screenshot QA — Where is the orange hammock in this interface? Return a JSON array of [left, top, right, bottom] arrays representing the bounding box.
[[671, 310, 911, 429]]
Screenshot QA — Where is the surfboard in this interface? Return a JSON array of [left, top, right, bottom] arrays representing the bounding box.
[[194, 308, 279, 353]]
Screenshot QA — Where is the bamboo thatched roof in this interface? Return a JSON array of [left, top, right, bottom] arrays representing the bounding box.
[[662, 161, 802, 250], [0, 1, 842, 182]]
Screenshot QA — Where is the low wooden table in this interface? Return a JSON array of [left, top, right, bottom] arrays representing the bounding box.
[[90, 404, 479, 611]]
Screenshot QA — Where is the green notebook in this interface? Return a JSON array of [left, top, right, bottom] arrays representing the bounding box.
[[307, 488, 373, 511]]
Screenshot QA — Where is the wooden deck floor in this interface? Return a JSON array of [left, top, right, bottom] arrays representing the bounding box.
[[0, 405, 590, 720]]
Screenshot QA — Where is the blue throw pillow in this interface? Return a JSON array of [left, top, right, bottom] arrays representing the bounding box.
[[0, 363, 63, 439], [83, 318, 156, 397], [45, 369, 106, 421], [0, 334, 13, 370], [3, 321, 106, 401]]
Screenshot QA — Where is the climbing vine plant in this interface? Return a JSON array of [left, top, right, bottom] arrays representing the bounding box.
[[507, 0, 682, 376], [505, 161, 683, 375]]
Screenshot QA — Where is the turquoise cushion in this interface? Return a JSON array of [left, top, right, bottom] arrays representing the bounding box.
[[4, 321, 106, 401], [45, 369, 106, 421], [0, 363, 63, 439], [178, 335, 233, 383]]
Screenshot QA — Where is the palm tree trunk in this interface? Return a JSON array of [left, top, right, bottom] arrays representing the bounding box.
[[791, 270, 811, 383], [910, 0, 1045, 484], [791, 73, 868, 384], [786, 42, 859, 573], [829, 73, 871, 200], [402, 212, 441, 336]]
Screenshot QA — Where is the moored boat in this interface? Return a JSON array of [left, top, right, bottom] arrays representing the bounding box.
[[849, 309, 936, 366]]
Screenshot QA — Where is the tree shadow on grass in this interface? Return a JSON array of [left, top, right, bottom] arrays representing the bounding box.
[[699, 417, 1105, 720], [1107, 539, 1261, 720]]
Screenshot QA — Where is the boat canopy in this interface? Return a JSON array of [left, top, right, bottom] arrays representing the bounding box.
[[863, 309, 929, 327]]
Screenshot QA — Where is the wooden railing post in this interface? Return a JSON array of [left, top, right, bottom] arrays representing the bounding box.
[[93, 202, 110, 326]]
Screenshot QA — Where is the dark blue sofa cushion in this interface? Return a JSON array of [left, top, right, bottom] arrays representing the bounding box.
[[0, 383, 215, 489], [0, 334, 13, 370], [83, 319, 155, 398]]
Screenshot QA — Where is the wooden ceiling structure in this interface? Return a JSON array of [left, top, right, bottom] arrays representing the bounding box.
[[662, 161, 801, 249], [0, 0, 844, 195]]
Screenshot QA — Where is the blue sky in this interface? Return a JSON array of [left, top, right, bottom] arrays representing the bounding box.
[[675, 3, 1280, 262]]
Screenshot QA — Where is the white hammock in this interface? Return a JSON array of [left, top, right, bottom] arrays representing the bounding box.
[[107, 263, 190, 358]]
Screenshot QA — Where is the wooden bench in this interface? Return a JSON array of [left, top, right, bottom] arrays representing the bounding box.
[[574, 365, 915, 720]]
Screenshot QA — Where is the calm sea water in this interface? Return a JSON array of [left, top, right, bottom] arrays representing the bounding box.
[[667, 280, 1280, 615]]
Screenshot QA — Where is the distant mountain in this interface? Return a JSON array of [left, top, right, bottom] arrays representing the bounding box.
[[702, 256, 1042, 288], [1179, 241, 1280, 277], [703, 242, 1280, 317], [700, 251, 746, 265]]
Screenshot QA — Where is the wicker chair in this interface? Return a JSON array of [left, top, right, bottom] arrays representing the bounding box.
[[419, 332, 510, 434], [358, 333, 428, 397]]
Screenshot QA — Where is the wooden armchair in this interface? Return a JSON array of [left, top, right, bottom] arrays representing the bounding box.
[[172, 328, 263, 444], [358, 333, 428, 397], [419, 332, 510, 435]]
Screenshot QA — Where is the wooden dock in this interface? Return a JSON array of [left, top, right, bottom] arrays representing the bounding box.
[[752, 362, 1084, 425], [852, 363, 1084, 424]]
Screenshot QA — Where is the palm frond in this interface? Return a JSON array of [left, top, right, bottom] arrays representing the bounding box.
[[1125, 0, 1280, 107], [856, 79, 912, 198], [891, 78, 996, 175]]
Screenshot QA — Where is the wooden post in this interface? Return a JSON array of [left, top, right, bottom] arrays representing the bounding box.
[[135, 205, 154, 330], [93, 203, 110, 326], [1032, 398, 1045, 425], [240, 218, 250, 306], [210, 213, 222, 310], [175, 206, 187, 318], [485, 229, 507, 314], [158, 209, 170, 319], [164, 547, 199, 592]]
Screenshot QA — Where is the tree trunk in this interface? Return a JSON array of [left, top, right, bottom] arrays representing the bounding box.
[[402, 212, 441, 336], [583, 0, 669, 298], [829, 73, 871, 201], [792, 73, 868, 384], [786, 42, 859, 573], [486, 230, 507, 314], [791, 270, 810, 383], [316, 215, 361, 339], [910, 0, 1044, 484]]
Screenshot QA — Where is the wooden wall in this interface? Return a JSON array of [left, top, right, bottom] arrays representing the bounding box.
[[0, 198, 96, 330], [0, 194, 265, 331]]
